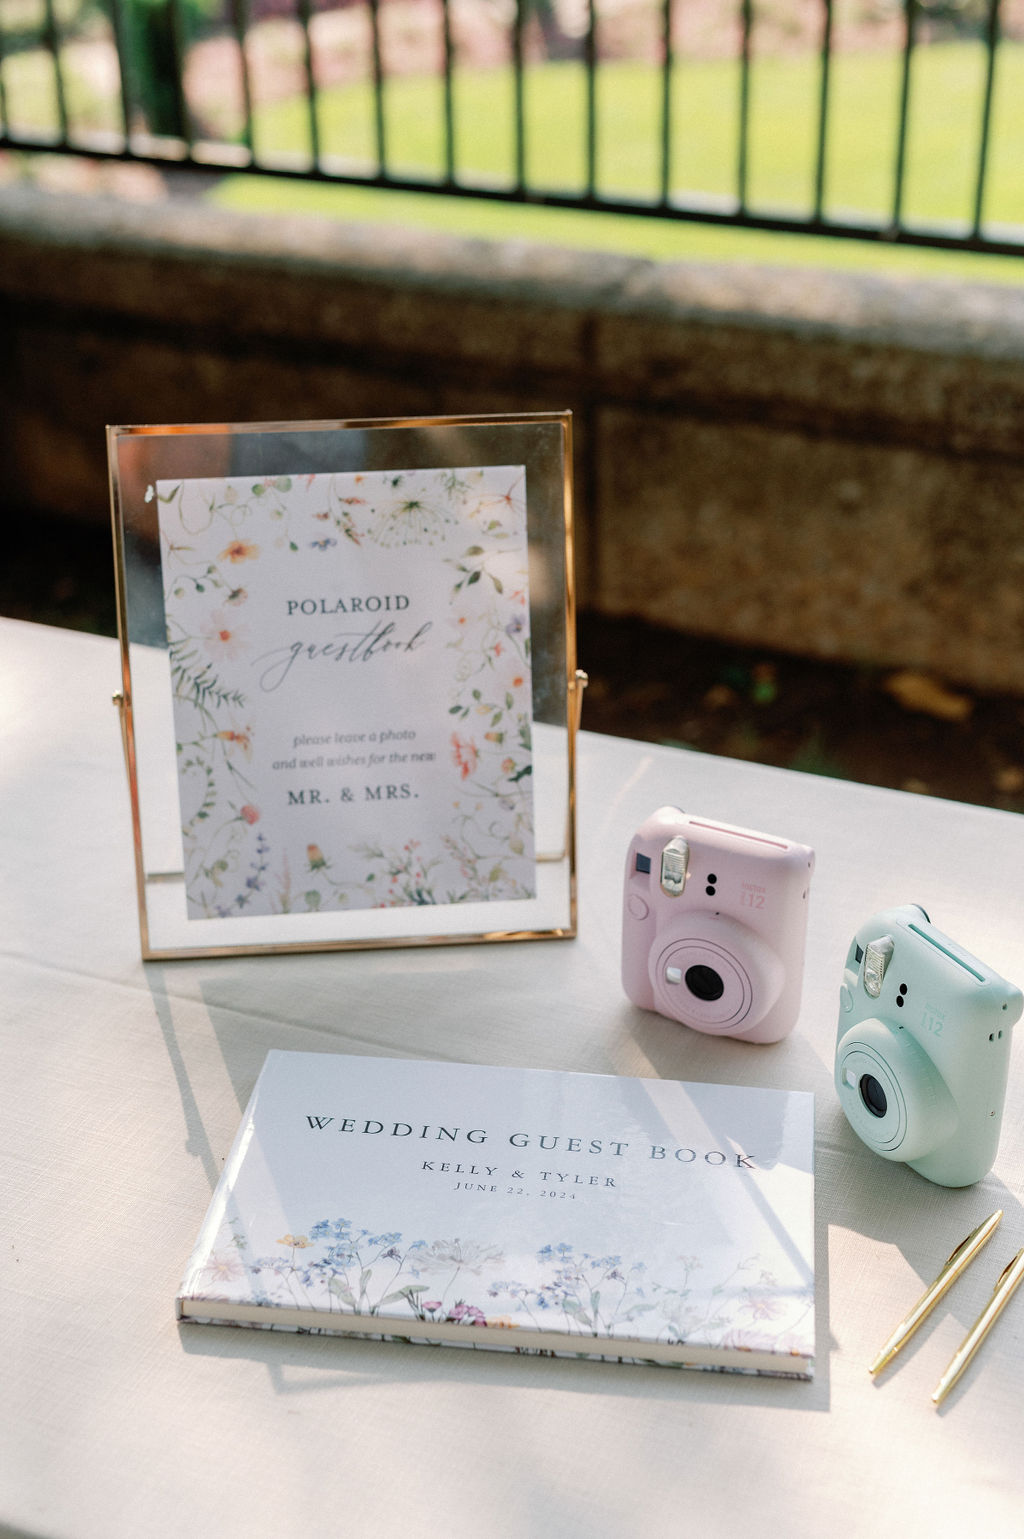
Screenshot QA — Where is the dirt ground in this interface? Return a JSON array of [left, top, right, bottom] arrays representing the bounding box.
[[3, 514, 1022, 816], [577, 613, 1024, 814]]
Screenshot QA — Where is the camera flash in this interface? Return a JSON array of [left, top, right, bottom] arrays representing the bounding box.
[[864, 936, 895, 998], [660, 838, 690, 897]]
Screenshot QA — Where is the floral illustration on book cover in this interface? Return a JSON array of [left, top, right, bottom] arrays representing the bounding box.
[[184, 1211, 814, 1371], [155, 465, 535, 918]]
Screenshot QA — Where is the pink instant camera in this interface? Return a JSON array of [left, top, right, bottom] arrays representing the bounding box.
[[622, 806, 815, 1043]]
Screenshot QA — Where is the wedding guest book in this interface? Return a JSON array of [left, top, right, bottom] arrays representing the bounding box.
[[177, 1051, 816, 1377]]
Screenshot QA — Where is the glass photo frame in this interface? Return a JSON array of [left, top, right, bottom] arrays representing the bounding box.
[[109, 414, 582, 959]]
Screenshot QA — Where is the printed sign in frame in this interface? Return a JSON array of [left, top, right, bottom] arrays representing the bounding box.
[[109, 415, 580, 959]]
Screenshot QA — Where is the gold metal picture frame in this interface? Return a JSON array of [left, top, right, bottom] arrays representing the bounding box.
[[109, 413, 582, 960]]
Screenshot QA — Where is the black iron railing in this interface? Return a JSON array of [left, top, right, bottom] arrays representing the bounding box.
[[0, 0, 1021, 257]]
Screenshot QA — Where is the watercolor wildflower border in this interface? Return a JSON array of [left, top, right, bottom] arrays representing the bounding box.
[[157, 466, 536, 918], [188, 1214, 814, 1366]]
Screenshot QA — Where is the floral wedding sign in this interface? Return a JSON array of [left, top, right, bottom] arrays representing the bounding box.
[[155, 465, 536, 920]]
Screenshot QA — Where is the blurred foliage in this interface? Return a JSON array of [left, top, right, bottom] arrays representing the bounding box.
[[123, 0, 218, 137], [577, 612, 1024, 814]]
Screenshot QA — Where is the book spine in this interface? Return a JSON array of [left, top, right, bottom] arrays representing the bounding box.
[[175, 1077, 266, 1312]]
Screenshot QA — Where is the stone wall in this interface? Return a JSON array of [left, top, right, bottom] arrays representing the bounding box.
[[2, 183, 1024, 692]]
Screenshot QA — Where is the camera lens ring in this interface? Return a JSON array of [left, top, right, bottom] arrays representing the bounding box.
[[835, 1039, 908, 1152], [653, 936, 753, 1030], [837, 1023, 960, 1165]]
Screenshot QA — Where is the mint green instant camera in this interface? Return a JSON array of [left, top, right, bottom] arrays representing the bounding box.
[[835, 905, 1022, 1188]]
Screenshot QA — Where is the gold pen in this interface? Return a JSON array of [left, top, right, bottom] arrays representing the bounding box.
[[931, 1245, 1024, 1406], [868, 1209, 1003, 1377]]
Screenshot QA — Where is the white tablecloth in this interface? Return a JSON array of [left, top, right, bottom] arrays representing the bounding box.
[[4, 616, 1024, 1538]]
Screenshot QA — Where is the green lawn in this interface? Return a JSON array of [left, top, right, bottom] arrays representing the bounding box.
[[233, 43, 1024, 225], [210, 40, 1024, 281], [6, 24, 1024, 280]]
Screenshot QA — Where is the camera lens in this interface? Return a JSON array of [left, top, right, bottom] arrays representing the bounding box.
[[685, 964, 725, 1002], [859, 1074, 888, 1119]]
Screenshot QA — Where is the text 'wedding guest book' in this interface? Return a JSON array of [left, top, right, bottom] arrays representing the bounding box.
[[177, 1051, 815, 1377]]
